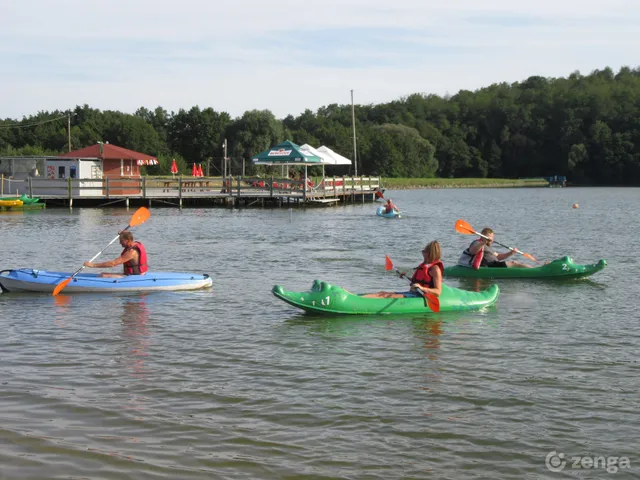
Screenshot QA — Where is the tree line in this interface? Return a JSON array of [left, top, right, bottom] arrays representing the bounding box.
[[1, 65, 639, 184]]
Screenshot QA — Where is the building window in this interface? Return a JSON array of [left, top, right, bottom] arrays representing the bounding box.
[[58, 166, 66, 179]]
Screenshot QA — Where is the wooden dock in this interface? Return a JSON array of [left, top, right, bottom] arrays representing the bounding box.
[[5, 175, 383, 208]]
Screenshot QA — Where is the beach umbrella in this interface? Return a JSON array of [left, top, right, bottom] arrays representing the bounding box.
[[197, 164, 204, 177], [252, 140, 323, 165], [171, 159, 178, 176], [192, 163, 198, 177]]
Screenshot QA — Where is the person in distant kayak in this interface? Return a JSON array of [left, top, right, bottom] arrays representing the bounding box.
[[384, 198, 399, 213], [363, 240, 443, 298], [83, 231, 148, 277], [458, 227, 530, 268]]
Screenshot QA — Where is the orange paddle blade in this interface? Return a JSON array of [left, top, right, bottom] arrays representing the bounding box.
[[130, 207, 151, 227], [52, 277, 72, 297], [385, 255, 394, 271], [425, 293, 440, 313], [522, 252, 537, 262], [455, 219, 475, 235]]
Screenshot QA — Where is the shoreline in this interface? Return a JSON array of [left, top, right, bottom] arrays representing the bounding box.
[[378, 178, 551, 190]]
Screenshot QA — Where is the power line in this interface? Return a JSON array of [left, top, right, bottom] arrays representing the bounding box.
[[0, 114, 68, 129]]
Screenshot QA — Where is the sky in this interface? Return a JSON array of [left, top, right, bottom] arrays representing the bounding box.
[[1, 0, 639, 120]]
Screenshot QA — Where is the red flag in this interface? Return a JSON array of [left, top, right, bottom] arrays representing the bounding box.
[[171, 159, 178, 175]]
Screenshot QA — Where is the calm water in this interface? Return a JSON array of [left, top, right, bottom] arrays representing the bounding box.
[[0, 187, 638, 479]]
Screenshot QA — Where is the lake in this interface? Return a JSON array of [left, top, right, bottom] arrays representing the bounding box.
[[0, 187, 637, 479]]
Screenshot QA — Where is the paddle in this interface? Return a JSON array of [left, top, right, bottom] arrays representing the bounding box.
[[455, 219, 537, 262], [384, 255, 440, 312], [52, 207, 151, 296]]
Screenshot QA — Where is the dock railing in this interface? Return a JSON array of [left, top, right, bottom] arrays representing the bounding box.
[[7, 175, 381, 201]]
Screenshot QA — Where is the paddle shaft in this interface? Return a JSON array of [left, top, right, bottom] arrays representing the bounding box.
[[68, 227, 131, 279], [394, 268, 427, 295], [473, 231, 526, 257]]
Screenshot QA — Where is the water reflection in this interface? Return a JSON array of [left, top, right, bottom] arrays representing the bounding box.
[[53, 293, 72, 328], [420, 319, 443, 352], [119, 295, 151, 378]]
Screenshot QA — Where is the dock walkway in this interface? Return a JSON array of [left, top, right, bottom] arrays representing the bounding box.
[[2, 175, 383, 208]]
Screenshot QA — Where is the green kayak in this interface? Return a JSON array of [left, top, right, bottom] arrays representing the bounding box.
[[271, 280, 500, 315], [0, 194, 40, 205], [444, 256, 606, 279]]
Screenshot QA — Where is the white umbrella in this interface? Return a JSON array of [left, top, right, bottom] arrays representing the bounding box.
[[300, 144, 351, 181], [317, 146, 352, 165]]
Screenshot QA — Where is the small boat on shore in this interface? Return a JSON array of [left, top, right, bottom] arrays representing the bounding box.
[[0, 269, 212, 293], [0, 194, 40, 205], [0, 199, 24, 207]]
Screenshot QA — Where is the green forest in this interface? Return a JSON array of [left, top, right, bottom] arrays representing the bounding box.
[[1, 66, 639, 185]]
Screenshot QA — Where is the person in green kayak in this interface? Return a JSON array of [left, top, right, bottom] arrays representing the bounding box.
[[364, 240, 443, 298], [83, 231, 149, 278], [458, 227, 530, 268]]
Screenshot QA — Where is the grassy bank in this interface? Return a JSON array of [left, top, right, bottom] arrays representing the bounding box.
[[380, 177, 549, 189]]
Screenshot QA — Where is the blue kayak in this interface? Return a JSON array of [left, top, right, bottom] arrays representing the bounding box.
[[376, 206, 401, 218], [0, 269, 212, 293]]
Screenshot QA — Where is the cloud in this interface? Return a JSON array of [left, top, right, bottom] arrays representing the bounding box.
[[1, 0, 639, 119]]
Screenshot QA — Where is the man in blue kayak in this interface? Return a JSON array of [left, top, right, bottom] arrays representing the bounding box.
[[83, 231, 149, 277], [384, 198, 399, 214]]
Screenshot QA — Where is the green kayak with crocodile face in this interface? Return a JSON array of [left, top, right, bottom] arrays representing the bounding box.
[[444, 256, 606, 279], [271, 280, 499, 315]]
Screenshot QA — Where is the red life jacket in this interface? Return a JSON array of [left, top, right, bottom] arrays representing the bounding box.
[[122, 241, 148, 275], [411, 260, 444, 288]]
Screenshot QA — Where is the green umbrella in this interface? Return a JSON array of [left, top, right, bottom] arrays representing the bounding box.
[[252, 140, 323, 165]]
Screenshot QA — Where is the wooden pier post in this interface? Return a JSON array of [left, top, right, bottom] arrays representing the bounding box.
[[68, 177, 73, 209]]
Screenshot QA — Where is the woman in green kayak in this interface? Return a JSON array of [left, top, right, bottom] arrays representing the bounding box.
[[364, 240, 443, 298], [458, 228, 530, 268]]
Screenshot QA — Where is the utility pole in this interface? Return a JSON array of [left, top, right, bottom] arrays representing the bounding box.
[[351, 90, 358, 177], [68, 113, 72, 152], [223, 138, 228, 178]]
